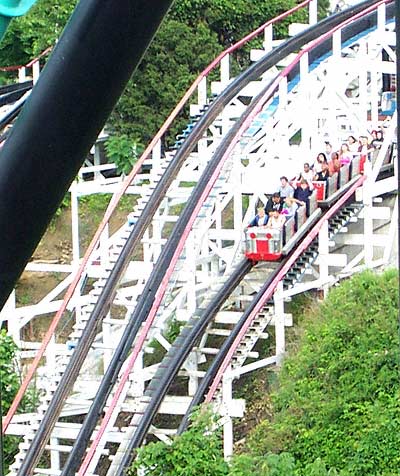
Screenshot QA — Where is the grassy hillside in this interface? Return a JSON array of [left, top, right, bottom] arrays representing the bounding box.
[[246, 269, 400, 475], [133, 269, 400, 476]]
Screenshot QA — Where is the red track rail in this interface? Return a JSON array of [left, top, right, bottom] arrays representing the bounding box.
[[0, 47, 52, 72]]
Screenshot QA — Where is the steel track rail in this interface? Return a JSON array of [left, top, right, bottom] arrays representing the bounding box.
[[108, 259, 253, 475], [16, 1, 389, 474]]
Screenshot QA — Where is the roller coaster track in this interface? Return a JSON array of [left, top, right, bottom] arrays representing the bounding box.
[[4, 0, 315, 438], [0, 47, 52, 130], [76, 3, 396, 472], [5, 1, 397, 475], [108, 175, 364, 476]]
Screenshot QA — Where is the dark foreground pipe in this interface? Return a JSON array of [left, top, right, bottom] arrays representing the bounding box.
[[0, 0, 174, 311]]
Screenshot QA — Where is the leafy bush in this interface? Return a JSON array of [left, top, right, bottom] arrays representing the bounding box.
[[246, 269, 400, 475], [0, 330, 41, 471], [131, 407, 229, 476], [104, 135, 143, 175], [0, 331, 25, 470]]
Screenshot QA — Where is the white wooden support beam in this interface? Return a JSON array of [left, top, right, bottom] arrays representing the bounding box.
[[49, 436, 60, 472], [263, 24, 273, 53], [185, 351, 199, 396], [229, 355, 277, 379], [102, 310, 113, 370], [358, 42, 368, 122], [273, 281, 285, 365], [198, 76, 207, 107], [318, 220, 329, 291], [377, 3, 386, 32], [309, 0, 318, 26], [278, 76, 288, 109], [332, 30, 341, 59], [18, 66, 26, 83], [382, 196, 398, 264], [149, 139, 163, 182], [32, 60, 40, 84], [370, 67, 379, 126], [222, 369, 233, 459], [363, 162, 374, 266], [220, 54, 230, 87]]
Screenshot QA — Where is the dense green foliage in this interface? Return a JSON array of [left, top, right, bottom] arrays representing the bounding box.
[[131, 408, 229, 476], [0, 0, 77, 66], [104, 134, 143, 175], [1, 331, 40, 471], [247, 269, 400, 475], [0, 331, 23, 469], [131, 270, 399, 476]]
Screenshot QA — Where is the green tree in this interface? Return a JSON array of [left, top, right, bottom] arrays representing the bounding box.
[[0, 330, 39, 471], [109, 18, 222, 147], [0, 0, 78, 67], [246, 269, 400, 475]]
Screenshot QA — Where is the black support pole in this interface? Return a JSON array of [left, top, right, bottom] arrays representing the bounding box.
[[0, 0, 174, 310]]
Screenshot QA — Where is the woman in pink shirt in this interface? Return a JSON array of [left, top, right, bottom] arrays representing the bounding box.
[[339, 143, 352, 166]]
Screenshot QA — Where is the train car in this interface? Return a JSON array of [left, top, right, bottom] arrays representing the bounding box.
[[244, 156, 361, 262]]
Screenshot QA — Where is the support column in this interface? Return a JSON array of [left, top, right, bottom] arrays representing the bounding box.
[[49, 437, 60, 474], [318, 220, 330, 296], [185, 234, 197, 315], [220, 55, 230, 87], [102, 310, 112, 371], [263, 24, 273, 53], [131, 350, 144, 397], [151, 139, 162, 179], [363, 160, 374, 266], [32, 61, 40, 84], [222, 370, 233, 460], [274, 282, 285, 365], [198, 77, 207, 108], [358, 42, 368, 122], [309, 0, 318, 26], [186, 351, 199, 397]]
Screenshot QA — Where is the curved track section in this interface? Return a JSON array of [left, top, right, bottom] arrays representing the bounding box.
[[178, 175, 365, 434], [72, 2, 395, 474], [8, 1, 396, 475], [4, 0, 316, 440], [62, 5, 390, 476]]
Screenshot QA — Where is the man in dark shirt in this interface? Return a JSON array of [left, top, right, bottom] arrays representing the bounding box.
[[265, 192, 283, 214], [294, 179, 313, 216]]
